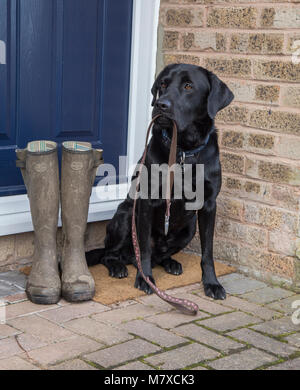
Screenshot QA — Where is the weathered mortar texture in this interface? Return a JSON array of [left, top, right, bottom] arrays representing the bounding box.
[[159, 0, 300, 288]]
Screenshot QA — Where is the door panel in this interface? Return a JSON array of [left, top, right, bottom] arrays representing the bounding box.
[[0, 0, 133, 196]]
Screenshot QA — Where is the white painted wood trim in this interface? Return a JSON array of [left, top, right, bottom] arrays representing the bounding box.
[[0, 0, 160, 236]]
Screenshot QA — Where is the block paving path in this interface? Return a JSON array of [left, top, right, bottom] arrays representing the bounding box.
[[0, 271, 300, 370]]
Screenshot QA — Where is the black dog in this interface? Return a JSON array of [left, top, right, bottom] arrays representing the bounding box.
[[86, 63, 234, 300]]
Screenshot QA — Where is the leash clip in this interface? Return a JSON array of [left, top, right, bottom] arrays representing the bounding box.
[[164, 215, 170, 236]]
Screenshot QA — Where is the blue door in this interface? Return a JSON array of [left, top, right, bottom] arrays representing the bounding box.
[[0, 0, 133, 196]]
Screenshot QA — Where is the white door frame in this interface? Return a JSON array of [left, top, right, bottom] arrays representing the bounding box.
[[0, 0, 161, 236]]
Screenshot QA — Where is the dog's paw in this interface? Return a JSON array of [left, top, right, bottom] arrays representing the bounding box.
[[134, 274, 155, 295], [107, 261, 128, 278], [203, 282, 226, 300], [162, 258, 183, 276]]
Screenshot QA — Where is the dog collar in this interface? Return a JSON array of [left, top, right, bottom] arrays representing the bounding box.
[[161, 129, 210, 162]]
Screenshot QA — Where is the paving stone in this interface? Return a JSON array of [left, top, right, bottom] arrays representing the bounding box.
[[120, 320, 186, 348], [198, 311, 262, 332], [251, 317, 300, 336], [39, 301, 109, 323], [27, 335, 102, 366], [15, 333, 47, 352], [50, 359, 97, 370], [173, 293, 230, 315], [284, 333, 300, 348], [145, 343, 220, 370], [0, 271, 27, 289], [9, 315, 75, 343], [84, 339, 160, 368], [136, 294, 173, 312], [0, 337, 23, 359], [217, 275, 267, 295], [0, 356, 40, 370], [191, 366, 208, 370], [266, 358, 300, 370], [116, 361, 153, 370], [5, 301, 58, 320], [109, 299, 137, 310], [92, 303, 162, 325], [65, 317, 133, 345], [241, 287, 294, 304], [221, 295, 281, 320], [267, 295, 300, 315], [145, 309, 209, 329], [2, 293, 27, 304], [175, 323, 243, 352], [208, 348, 276, 370], [0, 282, 23, 298], [0, 324, 21, 339], [228, 328, 297, 357]]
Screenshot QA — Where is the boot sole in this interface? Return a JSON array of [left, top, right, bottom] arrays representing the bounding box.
[[26, 291, 61, 305], [62, 289, 95, 303]]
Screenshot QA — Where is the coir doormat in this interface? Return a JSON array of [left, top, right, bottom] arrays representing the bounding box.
[[21, 252, 235, 305]]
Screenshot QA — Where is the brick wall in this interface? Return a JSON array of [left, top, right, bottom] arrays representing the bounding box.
[[158, 0, 300, 287]]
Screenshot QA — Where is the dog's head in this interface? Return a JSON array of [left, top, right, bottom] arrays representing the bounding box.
[[151, 64, 234, 133]]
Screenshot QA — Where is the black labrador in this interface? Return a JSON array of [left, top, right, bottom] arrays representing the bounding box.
[[86, 63, 234, 300]]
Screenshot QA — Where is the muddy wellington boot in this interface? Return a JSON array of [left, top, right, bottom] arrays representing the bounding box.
[[61, 141, 103, 302], [16, 141, 61, 304]]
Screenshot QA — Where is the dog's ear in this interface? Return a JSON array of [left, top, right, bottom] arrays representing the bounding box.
[[206, 71, 234, 119]]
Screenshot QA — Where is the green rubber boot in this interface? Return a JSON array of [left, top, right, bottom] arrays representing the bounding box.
[[16, 141, 61, 304], [61, 141, 103, 302]]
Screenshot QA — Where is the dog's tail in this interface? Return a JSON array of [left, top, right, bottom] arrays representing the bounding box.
[[85, 248, 106, 266]]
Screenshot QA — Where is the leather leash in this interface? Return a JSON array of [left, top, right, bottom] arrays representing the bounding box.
[[131, 115, 199, 315]]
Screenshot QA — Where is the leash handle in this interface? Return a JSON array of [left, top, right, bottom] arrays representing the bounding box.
[[131, 116, 199, 316]]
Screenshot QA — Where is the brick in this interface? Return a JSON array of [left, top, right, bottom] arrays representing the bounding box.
[[163, 30, 179, 50], [267, 294, 300, 315], [50, 359, 97, 370], [8, 315, 75, 343], [0, 356, 40, 370], [198, 311, 262, 332], [176, 323, 243, 352], [92, 303, 160, 325], [27, 335, 102, 365], [164, 53, 200, 66], [249, 109, 300, 135], [0, 324, 21, 339], [39, 301, 109, 323], [230, 33, 283, 54], [116, 361, 153, 370], [229, 328, 297, 357], [253, 60, 300, 82], [251, 316, 300, 335], [14, 231, 34, 260], [267, 358, 300, 370], [262, 7, 300, 28], [242, 286, 294, 304], [208, 348, 276, 370], [120, 319, 185, 347], [285, 34, 300, 55], [0, 236, 15, 266], [182, 31, 226, 51], [246, 133, 275, 151], [269, 231, 296, 256], [221, 295, 280, 320], [260, 8, 276, 27], [221, 152, 244, 174], [276, 137, 300, 160], [145, 308, 208, 329], [214, 239, 240, 263], [207, 7, 257, 28], [281, 86, 300, 108], [84, 339, 160, 368], [161, 7, 203, 27], [205, 58, 252, 78], [65, 317, 133, 345], [217, 105, 249, 124], [255, 85, 280, 103], [5, 301, 58, 320], [221, 130, 244, 149], [145, 343, 220, 369]]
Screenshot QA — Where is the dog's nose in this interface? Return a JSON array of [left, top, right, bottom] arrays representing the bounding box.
[[155, 99, 172, 112]]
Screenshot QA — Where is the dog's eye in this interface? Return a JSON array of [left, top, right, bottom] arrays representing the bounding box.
[[184, 83, 193, 90], [160, 82, 167, 89]]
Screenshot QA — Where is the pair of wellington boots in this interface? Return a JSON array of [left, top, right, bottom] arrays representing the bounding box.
[[16, 141, 103, 304]]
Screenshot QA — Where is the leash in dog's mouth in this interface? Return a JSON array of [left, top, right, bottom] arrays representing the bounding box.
[[131, 115, 199, 316]]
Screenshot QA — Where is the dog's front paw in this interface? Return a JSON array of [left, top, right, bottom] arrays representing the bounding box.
[[162, 258, 183, 275], [107, 261, 128, 278], [203, 282, 226, 300], [134, 274, 155, 295]]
